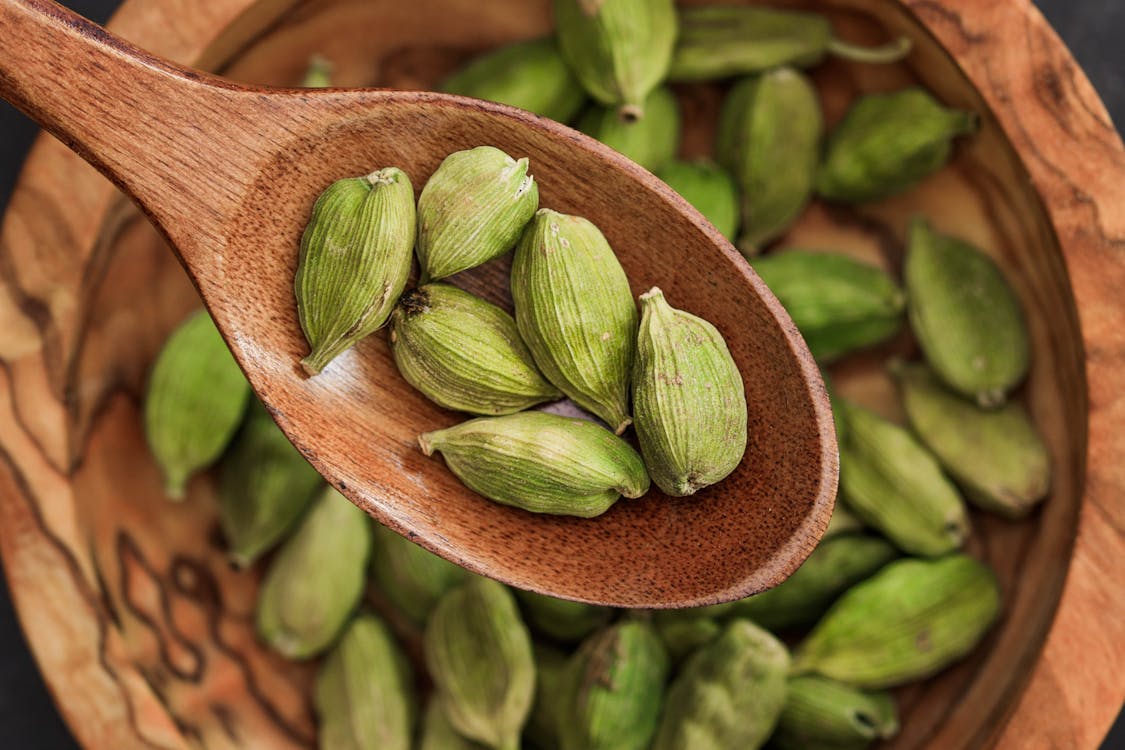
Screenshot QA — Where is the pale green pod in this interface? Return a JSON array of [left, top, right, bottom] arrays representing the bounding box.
[[817, 89, 978, 203], [905, 220, 1031, 407], [301, 55, 333, 87], [296, 167, 415, 374], [419, 412, 650, 518], [894, 361, 1048, 518], [511, 209, 637, 432], [369, 522, 468, 625], [440, 38, 586, 122], [652, 619, 790, 750], [578, 87, 681, 172], [653, 611, 722, 666], [724, 534, 897, 632], [256, 487, 372, 659], [314, 614, 415, 750], [525, 645, 570, 750], [633, 287, 747, 496], [793, 555, 1001, 689], [656, 159, 740, 241], [716, 68, 822, 254], [389, 284, 562, 415], [670, 5, 912, 81], [421, 699, 491, 750], [553, 0, 677, 120], [424, 578, 536, 750], [771, 676, 899, 750], [751, 250, 905, 362], [515, 589, 612, 643], [558, 620, 669, 750], [218, 401, 323, 567], [144, 309, 251, 499], [417, 146, 539, 281], [837, 399, 969, 556]]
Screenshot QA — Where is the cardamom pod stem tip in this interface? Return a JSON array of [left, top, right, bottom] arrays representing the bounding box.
[[619, 103, 643, 123]]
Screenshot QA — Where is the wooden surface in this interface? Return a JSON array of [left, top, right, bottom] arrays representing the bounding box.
[[0, 0, 1121, 749], [0, 0, 838, 609]]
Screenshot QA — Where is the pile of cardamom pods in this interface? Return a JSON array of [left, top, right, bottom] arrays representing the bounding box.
[[135, 1, 1056, 747]]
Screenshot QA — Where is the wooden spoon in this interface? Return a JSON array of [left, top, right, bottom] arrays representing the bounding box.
[[0, 0, 836, 607]]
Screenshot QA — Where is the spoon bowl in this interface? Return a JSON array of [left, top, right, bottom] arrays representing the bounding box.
[[0, 0, 837, 607]]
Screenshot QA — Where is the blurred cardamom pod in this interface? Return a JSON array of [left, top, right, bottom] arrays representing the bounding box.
[[578, 86, 681, 172], [441, 38, 586, 122], [905, 219, 1030, 407], [416, 146, 539, 281], [315, 614, 415, 750], [724, 534, 898, 632], [421, 698, 491, 750], [295, 167, 415, 374], [144, 309, 250, 499], [717, 68, 822, 254], [656, 159, 740, 242], [793, 554, 1001, 688], [652, 619, 790, 750], [557, 620, 669, 750], [515, 589, 612, 643], [893, 361, 1048, 518], [771, 675, 898, 750], [837, 399, 969, 556], [653, 611, 722, 667], [425, 577, 536, 750], [817, 88, 977, 203], [554, 0, 677, 120], [633, 287, 747, 496], [218, 401, 323, 567], [751, 250, 905, 362], [512, 209, 637, 433], [824, 503, 864, 540], [370, 521, 468, 625], [670, 5, 912, 81], [256, 487, 372, 659], [301, 55, 333, 88], [389, 283, 561, 415], [419, 412, 650, 518], [525, 644, 570, 750]]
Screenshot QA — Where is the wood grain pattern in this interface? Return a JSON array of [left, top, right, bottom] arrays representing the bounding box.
[[0, 0, 1121, 749]]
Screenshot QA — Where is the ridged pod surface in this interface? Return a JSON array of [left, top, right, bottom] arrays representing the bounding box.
[[771, 675, 899, 750]]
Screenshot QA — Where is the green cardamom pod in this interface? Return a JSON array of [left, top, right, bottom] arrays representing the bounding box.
[[553, 0, 677, 120], [514, 589, 612, 643], [653, 611, 722, 666], [256, 487, 372, 659], [793, 554, 1001, 688], [144, 309, 250, 499], [421, 699, 491, 750], [633, 287, 747, 496], [314, 614, 415, 750], [817, 88, 978, 203], [441, 38, 586, 122], [824, 503, 864, 540], [771, 675, 898, 750], [419, 412, 649, 518], [751, 250, 905, 362], [893, 361, 1048, 518], [301, 55, 333, 88], [557, 620, 669, 750], [218, 401, 323, 567], [424, 577, 536, 750], [525, 644, 570, 750], [904, 219, 1030, 407], [724, 534, 898, 632], [670, 6, 912, 81], [511, 209, 637, 432], [295, 167, 416, 374], [652, 619, 790, 750], [577, 86, 681, 172], [389, 283, 562, 415], [416, 146, 539, 282], [837, 399, 969, 556], [716, 68, 822, 254], [656, 159, 740, 241], [370, 521, 468, 625]]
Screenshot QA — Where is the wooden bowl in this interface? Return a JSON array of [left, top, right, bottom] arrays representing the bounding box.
[[0, 0, 1122, 747]]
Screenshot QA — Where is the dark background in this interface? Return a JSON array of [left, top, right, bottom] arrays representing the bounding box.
[[0, 1, 1122, 747]]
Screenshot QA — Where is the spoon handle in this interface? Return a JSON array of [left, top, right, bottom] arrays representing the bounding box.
[[0, 0, 262, 248]]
